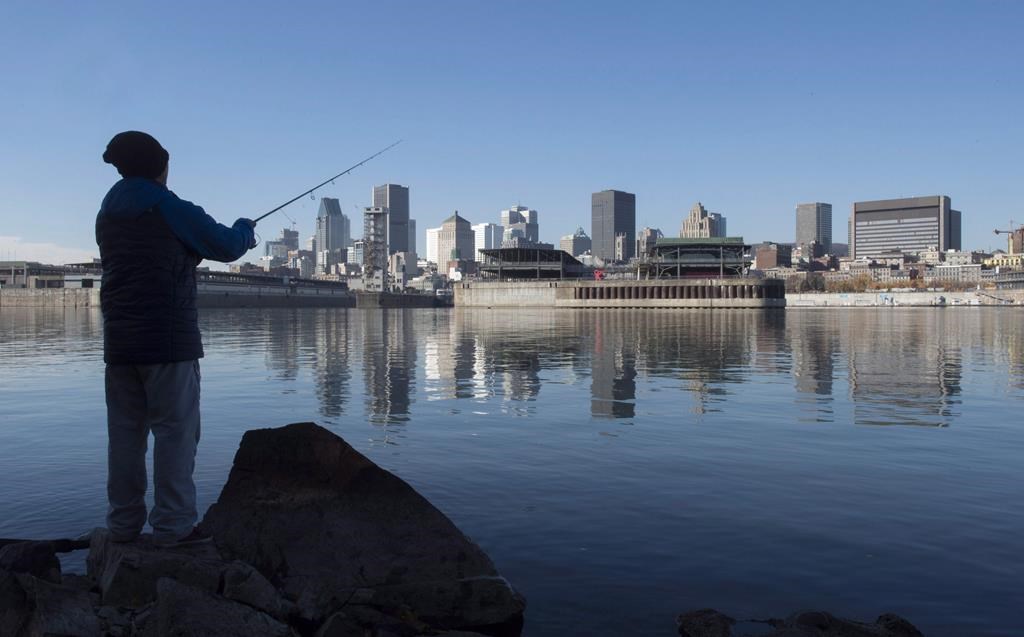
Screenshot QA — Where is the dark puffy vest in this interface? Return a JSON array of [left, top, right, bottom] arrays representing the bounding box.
[[97, 206, 204, 365]]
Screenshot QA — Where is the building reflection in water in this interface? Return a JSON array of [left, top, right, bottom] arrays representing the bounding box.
[[844, 310, 963, 427], [220, 305, 1020, 435], [311, 310, 351, 421], [587, 313, 636, 419], [360, 310, 416, 424], [788, 311, 839, 423]]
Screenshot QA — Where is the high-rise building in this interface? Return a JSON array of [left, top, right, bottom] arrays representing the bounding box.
[[591, 190, 636, 262], [500, 206, 539, 244], [795, 202, 833, 257], [425, 227, 440, 264], [362, 206, 389, 288], [560, 227, 592, 257], [437, 211, 475, 264], [407, 219, 417, 257], [264, 227, 300, 265], [680, 202, 726, 238], [373, 184, 410, 254], [850, 196, 962, 260], [314, 198, 350, 274], [350, 240, 365, 266], [472, 222, 504, 261], [636, 227, 663, 257]]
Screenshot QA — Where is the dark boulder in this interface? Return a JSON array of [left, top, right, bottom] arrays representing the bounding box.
[[676, 608, 924, 637], [201, 422, 525, 634], [153, 577, 295, 637], [0, 568, 100, 636], [677, 608, 736, 637], [87, 529, 225, 607], [0, 541, 61, 584]]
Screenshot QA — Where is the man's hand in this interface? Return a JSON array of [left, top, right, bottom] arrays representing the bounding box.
[[238, 218, 258, 250]]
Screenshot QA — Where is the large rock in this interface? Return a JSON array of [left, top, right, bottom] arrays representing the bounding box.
[[677, 608, 736, 637], [222, 560, 289, 621], [201, 423, 525, 635], [771, 610, 924, 637], [676, 608, 924, 637], [0, 568, 100, 636], [0, 542, 61, 584], [153, 577, 295, 637], [87, 528, 225, 607]]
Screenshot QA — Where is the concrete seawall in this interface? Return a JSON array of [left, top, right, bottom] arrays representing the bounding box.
[[787, 290, 1024, 307], [455, 278, 786, 309], [0, 288, 100, 308], [0, 288, 447, 309]]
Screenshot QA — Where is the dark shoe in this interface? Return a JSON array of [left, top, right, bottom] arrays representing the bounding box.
[[153, 527, 212, 549]]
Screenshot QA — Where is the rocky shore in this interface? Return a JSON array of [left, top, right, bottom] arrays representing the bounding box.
[[0, 422, 925, 636]]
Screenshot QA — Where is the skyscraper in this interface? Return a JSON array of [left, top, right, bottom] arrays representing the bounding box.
[[500, 206, 539, 243], [680, 202, 726, 238], [850, 196, 962, 259], [795, 202, 833, 257], [425, 227, 440, 264], [437, 211, 475, 264], [373, 184, 410, 254], [591, 190, 636, 262], [407, 219, 417, 257], [314, 198, 350, 274], [362, 206, 389, 287], [560, 227, 591, 257], [635, 227, 663, 257], [472, 222, 504, 261]]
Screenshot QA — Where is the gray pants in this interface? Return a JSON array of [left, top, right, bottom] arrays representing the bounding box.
[[105, 360, 201, 543]]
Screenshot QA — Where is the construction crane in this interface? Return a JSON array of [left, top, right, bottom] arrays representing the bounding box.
[[994, 220, 1021, 254]]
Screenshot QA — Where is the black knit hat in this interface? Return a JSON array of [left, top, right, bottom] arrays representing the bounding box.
[[102, 131, 169, 179]]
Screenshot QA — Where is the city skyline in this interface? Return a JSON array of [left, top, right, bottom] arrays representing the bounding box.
[[2, 3, 1022, 263]]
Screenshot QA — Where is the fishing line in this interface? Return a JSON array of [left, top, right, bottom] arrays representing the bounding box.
[[253, 140, 402, 224]]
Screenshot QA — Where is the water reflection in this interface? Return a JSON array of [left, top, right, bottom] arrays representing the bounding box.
[[175, 307, 1024, 430], [840, 311, 963, 426]]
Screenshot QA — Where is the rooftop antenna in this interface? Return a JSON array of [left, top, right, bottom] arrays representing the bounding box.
[[254, 140, 402, 224]]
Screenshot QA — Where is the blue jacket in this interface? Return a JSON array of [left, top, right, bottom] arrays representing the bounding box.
[[96, 178, 255, 365]]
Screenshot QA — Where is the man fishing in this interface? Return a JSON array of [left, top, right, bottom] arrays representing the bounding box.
[[96, 131, 256, 548]]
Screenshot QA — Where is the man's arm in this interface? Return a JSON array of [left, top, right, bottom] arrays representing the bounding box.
[[157, 192, 256, 263]]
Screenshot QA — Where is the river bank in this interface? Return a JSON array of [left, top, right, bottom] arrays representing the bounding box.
[[0, 288, 445, 309], [787, 289, 1024, 307], [6, 286, 1023, 309]]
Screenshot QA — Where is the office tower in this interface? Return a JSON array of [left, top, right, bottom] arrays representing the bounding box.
[[591, 190, 636, 262], [437, 211, 475, 264], [680, 202, 726, 238], [264, 227, 301, 266], [795, 202, 833, 257], [426, 227, 440, 264], [314, 198, 350, 274], [850, 196, 962, 259], [500, 205, 539, 243], [373, 184, 410, 254], [362, 206, 389, 286], [472, 222, 504, 261], [560, 227, 592, 257], [350, 240, 365, 266], [635, 227, 663, 257], [407, 219, 417, 257]]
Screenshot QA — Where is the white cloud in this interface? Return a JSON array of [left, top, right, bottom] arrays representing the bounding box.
[[0, 236, 98, 265]]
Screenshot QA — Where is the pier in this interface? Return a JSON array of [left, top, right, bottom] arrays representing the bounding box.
[[454, 278, 786, 308]]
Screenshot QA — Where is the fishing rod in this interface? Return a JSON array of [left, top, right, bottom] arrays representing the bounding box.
[[253, 139, 403, 224]]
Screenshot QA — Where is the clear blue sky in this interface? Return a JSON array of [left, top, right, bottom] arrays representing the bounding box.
[[1, 1, 1022, 263]]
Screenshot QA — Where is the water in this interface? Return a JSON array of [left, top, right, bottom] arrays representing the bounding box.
[[1, 307, 1022, 636]]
